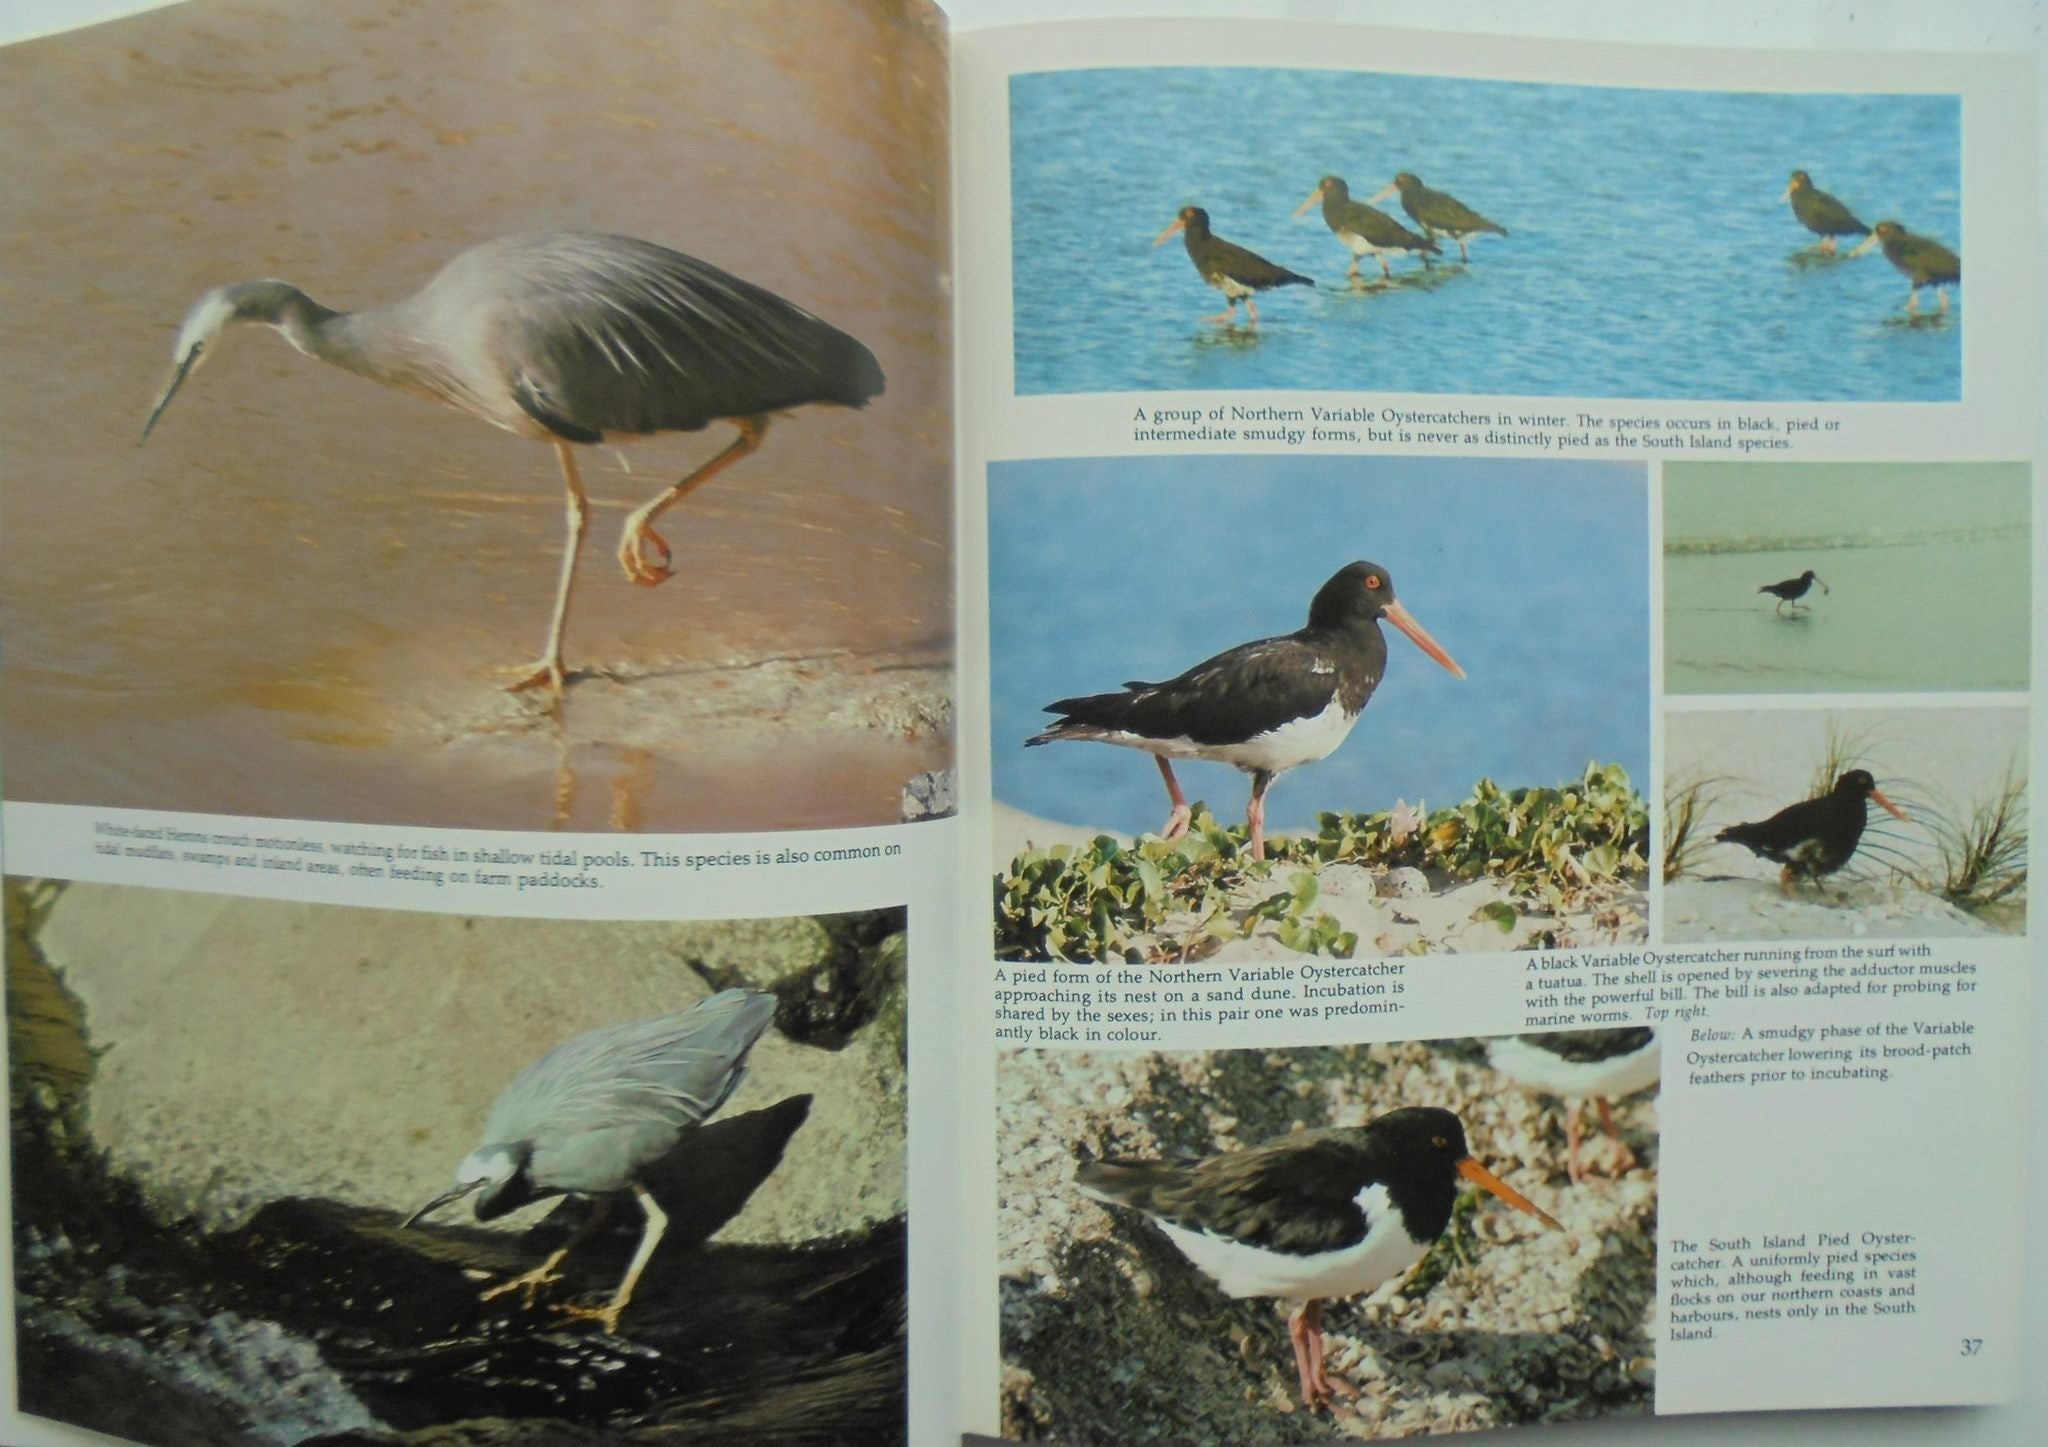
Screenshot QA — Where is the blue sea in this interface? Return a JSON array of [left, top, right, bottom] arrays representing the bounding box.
[[990, 456, 1650, 837], [1011, 68, 1960, 400]]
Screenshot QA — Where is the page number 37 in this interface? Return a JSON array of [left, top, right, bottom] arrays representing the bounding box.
[[1959, 1338, 1983, 1356]]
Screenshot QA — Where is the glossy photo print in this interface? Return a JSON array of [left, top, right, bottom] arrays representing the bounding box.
[[0, 0, 953, 832], [6, 880, 909, 1444], [1010, 67, 1960, 400], [996, 1033, 1658, 1440], [991, 455, 1651, 962]]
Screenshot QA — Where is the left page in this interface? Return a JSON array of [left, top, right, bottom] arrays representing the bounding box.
[[0, 2, 956, 1444]]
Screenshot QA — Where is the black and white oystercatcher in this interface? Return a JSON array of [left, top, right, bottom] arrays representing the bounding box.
[[1716, 769, 1909, 896], [1850, 220, 1961, 315], [1293, 174, 1441, 281], [1369, 173, 1507, 262], [1079, 1106, 1559, 1411], [1153, 205, 1312, 327], [1027, 562, 1464, 862], [1781, 170, 1869, 254], [1758, 569, 1828, 614], [1486, 1029, 1660, 1185]]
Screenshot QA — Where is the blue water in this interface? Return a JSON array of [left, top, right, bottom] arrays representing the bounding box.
[[1011, 69, 1960, 400], [990, 456, 1650, 837]]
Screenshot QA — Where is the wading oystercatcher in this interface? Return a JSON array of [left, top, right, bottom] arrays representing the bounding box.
[[1369, 173, 1508, 262], [1758, 569, 1828, 614], [1850, 221, 1960, 315], [1716, 769, 1909, 896], [1153, 206, 1312, 327], [1293, 174, 1441, 281], [1781, 171, 1869, 254]]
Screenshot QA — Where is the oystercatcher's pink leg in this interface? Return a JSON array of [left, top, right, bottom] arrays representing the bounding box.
[[1245, 768, 1276, 861], [1565, 1101, 1587, 1186], [1596, 1096, 1639, 1174], [1154, 755, 1192, 841], [1247, 298, 1261, 327], [1378, 254, 1394, 280]]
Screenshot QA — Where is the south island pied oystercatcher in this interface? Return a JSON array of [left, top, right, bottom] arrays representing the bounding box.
[[1715, 768, 1909, 896], [1485, 1029, 1661, 1184], [1849, 221, 1961, 315], [1026, 561, 1464, 862], [1368, 173, 1508, 262], [1782, 170, 1869, 254], [1153, 205, 1313, 327], [1078, 1105, 1559, 1411], [1758, 569, 1828, 614]]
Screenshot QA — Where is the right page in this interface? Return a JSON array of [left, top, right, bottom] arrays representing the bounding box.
[[953, 15, 2037, 1443]]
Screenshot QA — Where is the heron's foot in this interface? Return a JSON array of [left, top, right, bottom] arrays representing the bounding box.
[[481, 1263, 566, 1309], [507, 657, 567, 695], [555, 1298, 626, 1335], [618, 518, 674, 587]]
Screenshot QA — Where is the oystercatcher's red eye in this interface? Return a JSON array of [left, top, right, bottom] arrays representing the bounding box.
[[1366, 574, 1383, 590], [1432, 1135, 1447, 1148]]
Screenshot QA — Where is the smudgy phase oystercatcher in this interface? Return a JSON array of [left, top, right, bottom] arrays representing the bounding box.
[[1078, 1106, 1559, 1411], [1027, 561, 1463, 862], [1850, 221, 1960, 315], [1486, 1029, 1660, 1184], [1153, 206, 1312, 327], [1716, 768, 1909, 896], [1369, 173, 1507, 262], [1782, 170, 1869, 254], [1294, 174, 1440, 282], [1759, 569, 1828, 614]]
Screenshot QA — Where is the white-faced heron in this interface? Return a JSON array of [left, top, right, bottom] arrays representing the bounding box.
[[405, 986, 778, 1332], [141, 232, 886, 694]]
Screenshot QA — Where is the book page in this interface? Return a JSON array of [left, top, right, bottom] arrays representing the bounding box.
[[0, 1, 957, 1444], [952, 10, 2038, 1444]]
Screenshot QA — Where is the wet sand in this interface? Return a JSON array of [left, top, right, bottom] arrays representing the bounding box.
[[0, 0, 953, 831]]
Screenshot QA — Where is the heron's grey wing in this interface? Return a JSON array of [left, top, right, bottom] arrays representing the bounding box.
[[477, 233, 884, 438], [480, 989, 778, 1154]]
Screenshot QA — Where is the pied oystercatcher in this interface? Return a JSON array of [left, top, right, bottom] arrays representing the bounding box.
[[1486, 1029, 1661, 1184], [1294, 174, 1441, 281], [1368, 173, 1507, 262], [1153, 206, 1312, 327], [1716, 768, 1909, 895], [1079, 1105, 1559, 1411], [1027, 561, 1463, 862]]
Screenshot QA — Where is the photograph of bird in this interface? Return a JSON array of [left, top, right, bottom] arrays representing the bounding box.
[[1152, 205, 1312, 326], [1781, 170, 1869, 253], [404, 987, 779, 1333], [1026, 561, 1464, 862], [140, 231, 885, 695], [1368, 173, 1508, 261], [1849, 220, 1961, 314], [1293, 174, 1441, 281], [1078, 1106, 1559, 1412], [1715, 768, 1910, 895], [1485, 1029, 1660, 1184], [1758, 569, 1829, 614]]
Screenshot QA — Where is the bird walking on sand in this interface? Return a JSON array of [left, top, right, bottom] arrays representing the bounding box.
[[1027, 562, 1463, 862], [1716, 769, 1909, 896], [1759, 569, 1828, 614], [1849, 221, 1960, 315], [1294, 174, 1441, 281], [1485, 1029, 1661, 1184], [1154, 206, 1312, 326], [141, 231, 885, 695], [1369, 173, 1507, 262], [1079, 1106, 1559, 1411], [404, 988, 778, 1333], [1781, 170, 1869, 254]]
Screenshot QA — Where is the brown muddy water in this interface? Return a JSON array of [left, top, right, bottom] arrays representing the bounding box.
[[0, 0, 952, 831]]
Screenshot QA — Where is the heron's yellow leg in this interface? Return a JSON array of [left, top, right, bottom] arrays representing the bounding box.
[[618, 416, 767, 586], [556, 1184, 668, 1335], [482, 1192, 612, 1308], [509, 442, 589, 694]]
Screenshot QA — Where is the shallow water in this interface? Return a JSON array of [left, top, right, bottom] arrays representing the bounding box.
[[990, 455, 1650, 838], [0, 0, 953, 830], [1012, 68, 1959, 400]]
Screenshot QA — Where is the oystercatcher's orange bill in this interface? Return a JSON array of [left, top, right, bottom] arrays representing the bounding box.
[[1871, 787, 1909, 823], [1291, 183, 1328, 218], [1382, 599, 1466, 680], [1152, 216, 1187, 247], [1458, 1156, 1563, 1230]]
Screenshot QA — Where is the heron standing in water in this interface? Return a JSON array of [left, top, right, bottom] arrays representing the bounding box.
[[141, 232, 885, 694]]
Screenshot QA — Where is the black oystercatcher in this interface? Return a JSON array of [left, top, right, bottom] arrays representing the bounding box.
[[1154, 205, 1312, 327], [1759, 569, 1828, 615], [1079, 1106, 1559, 1411], [1293, 174, 1440, 281], [1716, 769, 1909, 896], [1027, 562, 1463, 862], [1782, 170, 1869, 254], [1850, 220, 1961, 315], [1368, 173, 1507, 262]]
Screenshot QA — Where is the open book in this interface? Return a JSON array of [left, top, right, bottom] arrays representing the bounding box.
[[0, 1, 2039, 1444]]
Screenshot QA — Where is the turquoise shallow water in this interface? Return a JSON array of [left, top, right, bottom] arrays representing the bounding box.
[[1663, 464, 2030, 694], [1011, 68, 1960, 401]]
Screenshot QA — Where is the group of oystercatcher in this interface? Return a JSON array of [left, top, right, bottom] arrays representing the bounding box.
[[1156, 171, 1506, 325], [1078, 1029, 1658, 1413], [1782, 168, 1961, 314]]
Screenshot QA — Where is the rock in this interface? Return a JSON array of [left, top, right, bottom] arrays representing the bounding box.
[[901, 768, 957, 820]]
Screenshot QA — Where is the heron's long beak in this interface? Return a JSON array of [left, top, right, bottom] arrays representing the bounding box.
[[1152, 216, 1186, 247], [1458, 1156, 1562, 1230], [1291, 185, 1325, 219], [1368, 181, 1398, 205], [1847, 232, 1881, 259], [140, 352, 198, 445], [1382, 598, 1466, 679], [1870, 788, 1909, 824], [403, 1178, 484, 1229]]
